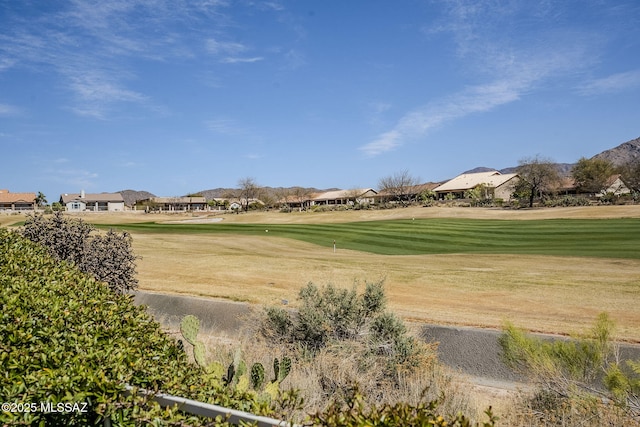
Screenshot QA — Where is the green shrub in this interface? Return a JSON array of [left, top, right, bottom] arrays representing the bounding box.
[[0, 228, 267, 425], [309, 385, 496, 427], [500, 313, 640, 421], [20, 212, 138, 294], [263, 280, 388, 351]]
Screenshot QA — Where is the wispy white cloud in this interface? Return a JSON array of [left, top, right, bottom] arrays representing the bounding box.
[[361, 0, 600, 157], [0, 103, 21, 116], [220, 56, 264, 64], [206, 39, 247, 56], [360, 80, 523, 156], [578, 70, 640, 95], [0, 1, 230, 118], [205, 118, 246, 135]]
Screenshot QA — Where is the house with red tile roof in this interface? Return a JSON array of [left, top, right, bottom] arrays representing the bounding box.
[[0, 190, 36, 211]]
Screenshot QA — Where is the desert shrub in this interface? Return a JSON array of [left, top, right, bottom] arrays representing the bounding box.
[[263, 280, 388, 350], [257, 280, 465, 418], [21, 211, 138, 293], [0, 228, 268, 426], [500, 313, 640, 423]]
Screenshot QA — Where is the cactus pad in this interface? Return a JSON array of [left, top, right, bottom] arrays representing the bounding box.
[[250, 362, 265, 390], [180, 315, 200, 346], [193, 341, 206, 367], [278, 356, 292, 382]]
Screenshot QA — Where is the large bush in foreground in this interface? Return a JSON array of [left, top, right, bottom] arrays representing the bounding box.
[[0, 228, 266, 425], [21, 212, 138, 294]]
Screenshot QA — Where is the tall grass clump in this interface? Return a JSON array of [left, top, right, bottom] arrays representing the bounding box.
[[499, 313, 640, 425]]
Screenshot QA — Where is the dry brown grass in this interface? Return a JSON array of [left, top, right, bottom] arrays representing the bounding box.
[[130, 234, 640, 341], [6, 206, 640, 340], [122, 206, 640, 341]]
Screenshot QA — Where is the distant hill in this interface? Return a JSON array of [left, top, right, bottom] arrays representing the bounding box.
[[119, 189, 155, 207], [461, 137, 639, 179], [592, 136, 640, 166]]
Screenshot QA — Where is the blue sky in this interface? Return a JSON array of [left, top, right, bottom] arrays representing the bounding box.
[[1, 0, 639, 200]]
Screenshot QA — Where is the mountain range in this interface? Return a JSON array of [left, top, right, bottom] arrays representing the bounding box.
[[120, 136, 639, 205]]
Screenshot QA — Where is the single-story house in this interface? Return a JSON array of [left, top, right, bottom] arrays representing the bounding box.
[[598, 174, 631, 197], [375, 182, 441, 204], [433, 171, 519, 201], [60, 191, 125, 212], [0, 189, 36, 211], [136, 196, 207, 211], [310, 188, 378, 206]]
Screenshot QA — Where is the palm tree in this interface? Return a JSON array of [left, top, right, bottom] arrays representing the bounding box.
[[35, 192, 47, 208]]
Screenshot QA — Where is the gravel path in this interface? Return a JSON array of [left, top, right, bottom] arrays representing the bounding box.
[[134, 290, 640, 390]]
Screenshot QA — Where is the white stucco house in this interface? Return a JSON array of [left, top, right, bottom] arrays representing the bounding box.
[[60, 191, 125, 212]]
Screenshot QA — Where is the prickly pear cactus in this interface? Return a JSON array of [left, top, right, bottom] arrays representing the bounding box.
[[278, 356, 292, 382], [206, 361, 225, 378], [250, 362, 265, 390], [236, 360, 247, 378], [273, 357, 280, 383], [193, 341, 206, 367], [180, 315, 199, 346], [263, 381, 280, 402], [235, 375, 250, 393], [224, 362, 236, 386]]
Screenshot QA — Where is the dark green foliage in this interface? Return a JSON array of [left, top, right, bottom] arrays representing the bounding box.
[[21, 212, 138, 293], [572, 157, 615, 194], [309, 385, 497, 427], [0, 229, 268, 425], [251, 363, 266, 390]]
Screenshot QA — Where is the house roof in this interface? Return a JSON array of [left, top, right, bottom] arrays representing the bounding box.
[[433, 171, 518, 192], [60, 192, 124, 204], [148, 196, 207, 204], [0, 190, 36, 203], [312, 188, 377, 201]]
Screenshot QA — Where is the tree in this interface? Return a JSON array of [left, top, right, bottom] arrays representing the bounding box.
[[619, 159, 640, 193], [572, 157, 615, 194], [515, 155, 561, 207], [35, 191, 47, 208], [237, 177, 262, 212], [378, 170, 420, 206], [464, 183, 492, 206]]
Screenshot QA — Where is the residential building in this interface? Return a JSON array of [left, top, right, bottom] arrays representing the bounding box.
[[136, 196, 207, 212], [60, 191, 125, 212], [433, 171, 519, 200], [311, 188, 378, 206], [0, 189, 36, 211]]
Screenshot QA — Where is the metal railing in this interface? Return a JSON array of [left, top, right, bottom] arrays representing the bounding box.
[[109, 385, 298, 427]]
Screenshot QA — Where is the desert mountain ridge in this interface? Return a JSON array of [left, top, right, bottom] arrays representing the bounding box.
[[119, 136, 638, 204]]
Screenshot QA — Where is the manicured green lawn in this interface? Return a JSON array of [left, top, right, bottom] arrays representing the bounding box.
[[103, 218, 640, 259]]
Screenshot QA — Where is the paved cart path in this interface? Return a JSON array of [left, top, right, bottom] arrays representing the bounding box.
[[134, 290, 640, 390]]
